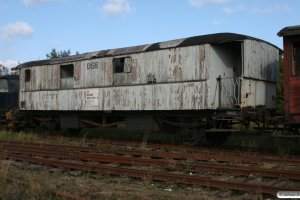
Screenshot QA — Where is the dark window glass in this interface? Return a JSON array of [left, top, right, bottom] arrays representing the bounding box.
[[292, 42, 300, 76], [60, 64, 74, 89], [113, 57, 132, 73], [60, 64, 74, 78], [25, 69, 30, 82], [113, 58, 125, 73], [0, 79, 8, 92]]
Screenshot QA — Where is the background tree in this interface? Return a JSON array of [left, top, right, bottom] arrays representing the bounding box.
[[46, 48, 79, 59], [0, 64, 9, 76]]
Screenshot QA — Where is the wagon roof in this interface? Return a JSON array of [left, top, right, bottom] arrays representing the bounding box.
[[278, 25, 300, 37], [15, 32, 280, 69]]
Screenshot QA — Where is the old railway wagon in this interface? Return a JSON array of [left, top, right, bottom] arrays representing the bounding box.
[[15, 33, 280, 144], [278, 26, 300, 129], [0, 75, 19, 126]]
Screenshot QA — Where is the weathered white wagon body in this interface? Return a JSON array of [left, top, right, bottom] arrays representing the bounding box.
[[16, 33, 280, 132]]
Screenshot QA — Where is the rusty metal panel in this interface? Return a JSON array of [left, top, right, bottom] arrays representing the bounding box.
[[36, 91, 58, 110], [20, 81, 207, 111], [241, 79, 257, 108], [60, 78, 74, 89], [265, 82, 276, 109], [218, 77, 241, 108], [15, 33, 281, 71], [288, 78, 300, 115], [40, 65, 59, 90], [57, 90, 80, 110], [240, 78, 276, 108], [103, 86, 143, 110], [243, 40, 279, 82], [241, 40, 279, 108], [74, 45, 208, 88], [129, 45, 208, 85], [29, 65, 59, 91], [206, 43, 243, 109], [21, 91, 58, 110], [281, 34, 300, 122], [76, 58, 112, 88], [144, 83, 183, 110], [19, 69, 25, 92], [19, 65, 59, 92], [18, 39, 280, 111], [105, 81, 206, 110], [20, 45, 210, 111]]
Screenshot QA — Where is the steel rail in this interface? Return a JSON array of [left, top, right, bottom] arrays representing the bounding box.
[[42, 135, 300, 158], [0, 151, 293, 196], [1, 143, 300, 181], [1, 140, 299, 165]]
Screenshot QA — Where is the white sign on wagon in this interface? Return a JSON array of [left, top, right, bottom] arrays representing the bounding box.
[[85, 89, 99, 107]]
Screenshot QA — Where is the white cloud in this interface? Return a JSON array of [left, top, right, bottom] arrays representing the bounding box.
[[223, 4, 245, 14], [0, 21, 33, 42], [101, 0, 133, 17], [253, 4, 291, 14], [211, 19, 223, 25], [0, 60, 20, 70], [22, 0, 67, 6], [189, 0, 227, 7], [23, 0, 48, 5]]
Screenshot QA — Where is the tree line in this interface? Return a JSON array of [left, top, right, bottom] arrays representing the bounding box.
[[46, 48, 79, 59]]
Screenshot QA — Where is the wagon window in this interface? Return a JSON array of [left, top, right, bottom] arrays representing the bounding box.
[[25, 69, 30, 82], [60, 64, 74, 89], [113, 57, 132, 73], [0, 79, 8, 92], [292, 42, 300, 76]]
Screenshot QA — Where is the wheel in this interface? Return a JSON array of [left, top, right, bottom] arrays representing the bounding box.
[[178, 128, 205, 146], [242, 120, 250, 129], [49, 120, 61, 131], [205, 132, 231, 145]]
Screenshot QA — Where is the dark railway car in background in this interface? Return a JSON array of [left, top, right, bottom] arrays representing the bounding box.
[[278, 26, 300, 129], [0, 75, 19, 110], [0, 75, 19, 126]]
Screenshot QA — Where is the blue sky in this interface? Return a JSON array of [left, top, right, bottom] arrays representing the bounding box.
[[0, 0, 299, 69]]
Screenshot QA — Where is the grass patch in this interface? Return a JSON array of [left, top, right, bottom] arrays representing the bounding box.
[[0, 130, 39, 143], [224, 131, 300, 156], [1, 127, 299, 156], [0, 161, 223, 200], [0, 161, 54, 200]]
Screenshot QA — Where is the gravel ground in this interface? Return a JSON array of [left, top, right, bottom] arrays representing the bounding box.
[[0, 160, 267, 200]]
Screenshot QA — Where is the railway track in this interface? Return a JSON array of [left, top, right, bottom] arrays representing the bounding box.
[[1, 141, 300, 180], [42, 134, 300, 161], [0, 140, 299, 197], [3, 139, 299, 165]]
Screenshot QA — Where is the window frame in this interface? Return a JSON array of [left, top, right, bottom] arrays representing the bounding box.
[[113, 57, 132, 73], [60, 64, 74, 78], [0, 79, 8, 93], [25, 69, 31, 82], [291, 42, 300, 77], [60, 64, 75, 89]]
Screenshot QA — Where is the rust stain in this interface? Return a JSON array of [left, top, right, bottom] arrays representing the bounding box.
[[171, 66, 182, 81], [170, 49, 177, 64]]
